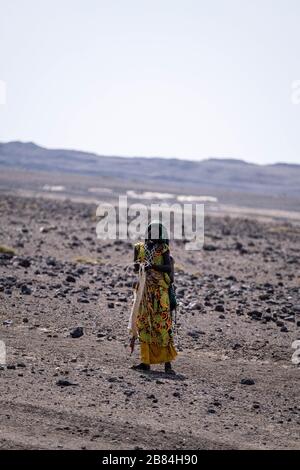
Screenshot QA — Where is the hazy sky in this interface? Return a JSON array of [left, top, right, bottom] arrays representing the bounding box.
[[1, 0, 300, 164]]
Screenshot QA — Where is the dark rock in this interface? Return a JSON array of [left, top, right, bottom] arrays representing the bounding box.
[[70, 327, 84, 338], [259, 294, 270, 301], [240, 378, 255, 385], [66, 275, 76, 283], [248, 310, 262, 320], [56, 379, 78, 387], [284, 315, 295, 323], [176, 288, 185, 298], [212, 401, 222, 407], [46, 257, 57, 266], [280, 325, 288, 333], [203, 244, 217, 251], [187, 330, 205, 338], [108, 302, 115, 308], [262, 313, 272, 322], [147, 394, 156, 400], [97, 332, 106, 338], [215, 304, 225, 312], [21, 285, 32, 295], [18, 258, 31, 268]]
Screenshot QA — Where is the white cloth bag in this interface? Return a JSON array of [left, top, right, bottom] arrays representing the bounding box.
[[128, 265, 146, 337]]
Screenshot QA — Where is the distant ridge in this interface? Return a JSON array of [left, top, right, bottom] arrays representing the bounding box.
[[0, 141, 299, 196]]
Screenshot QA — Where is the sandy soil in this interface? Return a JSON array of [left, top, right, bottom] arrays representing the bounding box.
[[0, 194, 299, 450]]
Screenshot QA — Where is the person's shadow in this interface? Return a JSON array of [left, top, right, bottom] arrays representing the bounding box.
[[139, 369, 186, 381]]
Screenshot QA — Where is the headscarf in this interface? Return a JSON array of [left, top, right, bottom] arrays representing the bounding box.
[[145, 220, 169, 244]]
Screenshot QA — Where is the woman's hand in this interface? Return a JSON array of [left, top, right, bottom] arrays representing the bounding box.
[[145, 264, 153, 271]]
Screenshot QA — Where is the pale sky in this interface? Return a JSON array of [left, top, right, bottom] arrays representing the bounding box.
[[1, 0, 300, 164]]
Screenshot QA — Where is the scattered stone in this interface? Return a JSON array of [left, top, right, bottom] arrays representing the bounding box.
[[56, 379, 78, 387], [215, 304, 225, 312], [241, 378, 255, 385], [70, 327, 84, 338], [187, 329, 205, 338], [203, 244, 217, 251], [284, 316, 295, 323], [66, 275, 76, 283], [146, 394, 156, 400], [40, 225, 57, 234], [18, 258, 31, 268], [21, 285, 32, 295], [248, 310, 262, 320]]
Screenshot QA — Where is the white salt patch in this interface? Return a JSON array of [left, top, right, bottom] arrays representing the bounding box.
[[127, 190, 174, 200], [177, 195, 218, 202], [42, 185, 65, 192], [88, 187, 113, 194]]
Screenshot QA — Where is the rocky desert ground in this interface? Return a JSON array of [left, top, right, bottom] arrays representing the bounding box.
[[0, 192, 299, 450]]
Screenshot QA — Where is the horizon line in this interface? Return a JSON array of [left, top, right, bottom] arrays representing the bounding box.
[[1, 139, 300, 167]]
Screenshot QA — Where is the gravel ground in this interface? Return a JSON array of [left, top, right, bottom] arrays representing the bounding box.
[[0, 194, 299, 450]]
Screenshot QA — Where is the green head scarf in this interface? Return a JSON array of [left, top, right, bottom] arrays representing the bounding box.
[[145, 220, 169, 244]]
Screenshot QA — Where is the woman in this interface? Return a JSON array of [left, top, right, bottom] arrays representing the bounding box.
[[130, 221, 177, 374]]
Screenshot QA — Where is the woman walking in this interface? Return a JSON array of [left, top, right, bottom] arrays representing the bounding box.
[[129, 221, 177, 374]]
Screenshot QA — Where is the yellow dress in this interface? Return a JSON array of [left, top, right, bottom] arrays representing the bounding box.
[[135, 242, 177, 365]]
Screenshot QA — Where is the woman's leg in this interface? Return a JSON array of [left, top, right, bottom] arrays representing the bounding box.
[[165, 361, 176, 374]]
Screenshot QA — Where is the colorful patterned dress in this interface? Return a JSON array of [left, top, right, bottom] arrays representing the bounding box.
[[134, 241, 177, 365]]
